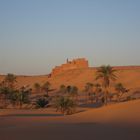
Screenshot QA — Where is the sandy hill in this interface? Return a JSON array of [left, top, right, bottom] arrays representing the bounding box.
[[65, 99, 140, 124], [0, 99, 140, 140], [0, 98, 140, 125], [0, 66, 140, 92]]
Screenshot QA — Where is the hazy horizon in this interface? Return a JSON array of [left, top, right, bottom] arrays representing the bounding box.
[[0, 0, 140, 75]]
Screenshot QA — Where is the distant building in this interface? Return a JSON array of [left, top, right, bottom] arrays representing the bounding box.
[[51, 58, 89, 76]]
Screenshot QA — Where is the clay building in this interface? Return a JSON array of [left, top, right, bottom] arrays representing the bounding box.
[[51, 58, 89, 76]]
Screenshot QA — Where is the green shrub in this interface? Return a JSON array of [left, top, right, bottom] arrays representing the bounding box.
[[54, 96, 76, 115], [36, 98, 49, 108]]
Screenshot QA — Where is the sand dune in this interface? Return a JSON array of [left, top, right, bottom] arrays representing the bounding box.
[[65, 99, 140, 124], [0, 99, 140, 140], [1, 99, 140, 124], [0, 66, 140, 139]]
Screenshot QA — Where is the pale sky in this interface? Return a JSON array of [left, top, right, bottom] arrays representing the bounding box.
[[0, 0, 140, 75]]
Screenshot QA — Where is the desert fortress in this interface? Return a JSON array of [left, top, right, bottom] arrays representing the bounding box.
[[51, 58, 89, 76]]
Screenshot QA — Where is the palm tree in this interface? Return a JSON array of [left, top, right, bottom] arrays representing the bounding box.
[[34, 83, 41, 93], [66, 85, 72, 94], [0, 81, 4, 101], [94, 83, 102, 103], [0, 86, 12, 107], [0, 80, 18, 108], [84, 82, 94, 103], [18, 87, 31, 108], [59, 85, 67, 94], [70, 86, 79, 101], [42, 81, 51, 96], [96, 65, 117, 105], [9, 90, 19, 107], [4, 73, 17, 89], [10, 87, 31, 109], [115, 83, 128, 102], [55, 96, 76, 115]]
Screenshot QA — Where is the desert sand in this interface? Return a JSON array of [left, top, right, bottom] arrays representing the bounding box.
[[0, 99, 140, 140], [0, 66, 140, 140], [0, 66, 140, 91]]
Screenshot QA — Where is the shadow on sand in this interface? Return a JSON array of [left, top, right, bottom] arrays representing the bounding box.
[[3, 114, 63, 117], [80, 102, 103, 108]]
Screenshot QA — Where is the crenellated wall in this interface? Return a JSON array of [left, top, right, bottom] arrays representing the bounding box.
[[51, 58, 89, 76]]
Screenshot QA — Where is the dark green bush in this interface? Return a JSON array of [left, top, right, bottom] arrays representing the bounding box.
[[36, 98, 49, 108]]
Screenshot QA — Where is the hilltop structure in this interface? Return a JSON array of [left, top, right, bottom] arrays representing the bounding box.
[[51, 58, 89, 76]]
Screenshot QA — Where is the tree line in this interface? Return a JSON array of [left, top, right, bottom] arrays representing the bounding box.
[[0, 65, 129, 115]]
